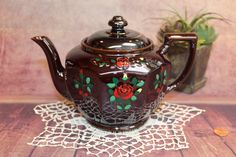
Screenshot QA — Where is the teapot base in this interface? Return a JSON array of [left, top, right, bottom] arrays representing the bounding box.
[[87, 118, 149, 132]]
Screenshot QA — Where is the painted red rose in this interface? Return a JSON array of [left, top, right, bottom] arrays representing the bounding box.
[[83, 92, 88, 97], [114, 84, 133, 100], [79, 89, 83, 95], [156, 86, 163, 93], [161, 66, 165, 72], [116, 57, 129, 68]]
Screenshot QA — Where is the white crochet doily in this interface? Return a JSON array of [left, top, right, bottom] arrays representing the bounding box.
[[28, 101, 204, 157]]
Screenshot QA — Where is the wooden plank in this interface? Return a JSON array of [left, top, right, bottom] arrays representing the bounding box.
[[181, 107, 235, 157], [202, 105, 236, 155], [31, 147, 76, 157], [0, 104, 41, 157], [0, 103, 76, 157], [74, 149, 94, 157], [0, 103, 235, 157], [142, 150, 182, 157]]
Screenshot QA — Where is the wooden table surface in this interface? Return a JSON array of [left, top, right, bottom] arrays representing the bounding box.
[[0, 103, 236, 157]]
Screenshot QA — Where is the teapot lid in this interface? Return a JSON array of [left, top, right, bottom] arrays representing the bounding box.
[[81, 16, 153, 55]]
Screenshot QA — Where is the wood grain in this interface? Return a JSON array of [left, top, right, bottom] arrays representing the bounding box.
[[181, 115, 235, 157], [0, 103, 235, 157], [0, 104, 42, 157], [203, 106, 236, 156]]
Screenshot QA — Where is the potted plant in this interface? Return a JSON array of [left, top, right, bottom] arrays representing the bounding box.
[[155, 9, 229, 93]]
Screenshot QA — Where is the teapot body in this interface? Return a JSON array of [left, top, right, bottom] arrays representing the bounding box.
[[32, 16, 197, 132], [65, 46, 170, 131]]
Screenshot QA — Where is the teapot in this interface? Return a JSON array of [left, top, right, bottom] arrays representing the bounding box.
[[32, 16, 197, 132]]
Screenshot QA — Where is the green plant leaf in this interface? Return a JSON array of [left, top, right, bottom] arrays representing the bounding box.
[[107, 83, 116, 88], [175, 19, 190, 32], [131, 96, 137, 101], [117, 105, 123, 110], [197, 39, 205, 47], [87, 87, 91, 93], [190, 12, 228, 27], [122, 73, 128, 81], [136, 81, 145, 87], [195, 24, 218, 45], [124, 104, 132, 110], [131, 77, 138, 86], [108, 89, 113, 95], [156, 9, 229, 47], [195, 17, 230, 26], [112, 77, 119, 84], [110, 96, 116, 102], [86, 77, 90, 84], [161, 8, 184, 21], [135, 88, 142, 95]]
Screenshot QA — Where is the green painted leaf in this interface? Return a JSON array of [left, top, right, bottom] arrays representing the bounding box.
[[136, 81, 145, 87], [155, 83, 159, 89], [122, 73, 128, 81], [110, 96, 116, 102], [107, 83, 116, 88], [164, 70, 167, 77], [163, 79, 166, 85], [87, 83, 93, 88], [125, 99, 131, 104], [156, 74, 160, 80], [74, 83, 80, 89], [95, 58, 101, 61], [135, 88, 142, 95], [131, 77, 138, 86], [124, 104, 132, 110], [108, 89, 113, 95], [131, 95, 137, 101], [86, 77, 91, 84], [116, 98, 122, 103], [87, 87, 91, 93], [79, 73, 83, 79], [117, 105, 123, 110], [112, 77, 119, 84], [99, 62, 106, 67], [110, 59, 116, 63]]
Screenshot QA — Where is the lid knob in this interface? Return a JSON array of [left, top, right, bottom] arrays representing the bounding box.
[[108, 16, 128, 34]]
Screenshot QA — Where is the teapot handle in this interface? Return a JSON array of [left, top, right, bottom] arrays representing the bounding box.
[[158, 33, 198, 93]]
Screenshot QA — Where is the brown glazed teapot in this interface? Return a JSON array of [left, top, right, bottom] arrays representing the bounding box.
[[32, 16, 197, 132]]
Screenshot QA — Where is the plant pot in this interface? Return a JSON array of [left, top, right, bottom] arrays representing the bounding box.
[[166, 44, 212, 94]]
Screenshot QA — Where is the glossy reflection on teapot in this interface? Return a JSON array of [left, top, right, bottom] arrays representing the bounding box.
[[32, 16, 197, 132]]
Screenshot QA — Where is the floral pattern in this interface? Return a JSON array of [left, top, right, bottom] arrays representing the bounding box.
[[107, 73, 145, 111], [154, 67, 168, 93], [116, 57, 130, 69], [91, 56, 150, 69], [74, 69, 93, 97]]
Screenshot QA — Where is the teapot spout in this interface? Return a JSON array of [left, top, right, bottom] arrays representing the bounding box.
[[32, 36, 69, 99]]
